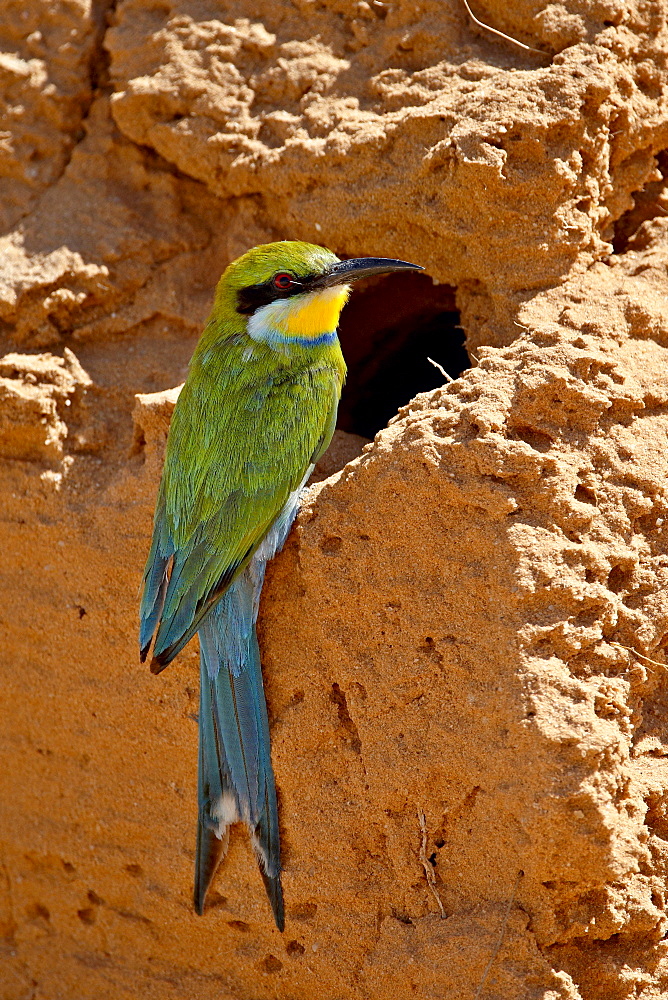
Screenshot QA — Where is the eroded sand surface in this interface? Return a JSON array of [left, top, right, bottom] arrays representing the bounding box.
[[2, 1, 668, 997]]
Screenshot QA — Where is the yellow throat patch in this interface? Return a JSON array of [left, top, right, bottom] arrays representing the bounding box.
[[249, 285, 351, 343], [280, 285, 350, 337]]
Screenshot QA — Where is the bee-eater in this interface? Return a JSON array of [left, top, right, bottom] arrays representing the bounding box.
[[139, 241, 423, 930]]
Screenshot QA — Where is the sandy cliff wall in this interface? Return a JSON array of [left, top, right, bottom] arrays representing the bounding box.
[[2, 1, 668, 998]]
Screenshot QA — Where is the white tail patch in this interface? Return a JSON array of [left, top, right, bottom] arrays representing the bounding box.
[[211, 791, 239, 837]]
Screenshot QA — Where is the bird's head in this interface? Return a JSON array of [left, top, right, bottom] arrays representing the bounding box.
[[213, 241, 423, 346]]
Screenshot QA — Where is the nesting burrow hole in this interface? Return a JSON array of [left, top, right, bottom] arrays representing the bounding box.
[[612, 148, 668, 253], [336, 270, 469, 439]]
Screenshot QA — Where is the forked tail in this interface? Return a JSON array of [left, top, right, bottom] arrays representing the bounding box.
[[195, 564, 284, 930]]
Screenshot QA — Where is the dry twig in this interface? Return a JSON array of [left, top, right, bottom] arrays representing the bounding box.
[[611, 641, 668, 672], [460, 0, 547, 55], [427, 356, 455, 383], [417, 808, 447, 918]]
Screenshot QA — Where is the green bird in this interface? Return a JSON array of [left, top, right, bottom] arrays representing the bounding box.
[[139, 241, 423, 929]]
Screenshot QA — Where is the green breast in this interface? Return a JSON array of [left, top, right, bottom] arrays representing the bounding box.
[[162, 333, 346, 551]]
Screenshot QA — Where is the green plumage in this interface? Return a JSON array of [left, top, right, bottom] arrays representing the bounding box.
[[139, 240, 421, 929], [152, 333, 344, 664], [142, 243, 346, 668], [140, 242, 346, 928]]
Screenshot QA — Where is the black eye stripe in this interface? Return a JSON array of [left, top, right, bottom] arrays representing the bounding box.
[[236, 274, 317, 315]]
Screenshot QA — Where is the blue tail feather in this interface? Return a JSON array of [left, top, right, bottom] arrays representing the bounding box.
[[196, 563, 284, 929], [141, 488, 303, 926]]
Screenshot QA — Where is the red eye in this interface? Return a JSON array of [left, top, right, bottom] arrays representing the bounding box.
[[273, 272, 294, 290]]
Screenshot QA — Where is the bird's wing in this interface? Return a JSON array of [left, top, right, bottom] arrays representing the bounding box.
[[140, 357, 342, 670]]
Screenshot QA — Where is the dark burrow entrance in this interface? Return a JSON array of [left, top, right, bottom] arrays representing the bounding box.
[[612, 148, 668, 253], [335, 270, 469, 439]]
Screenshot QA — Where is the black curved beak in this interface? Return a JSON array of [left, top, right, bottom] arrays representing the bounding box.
[[312, 257, 424, 289]]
